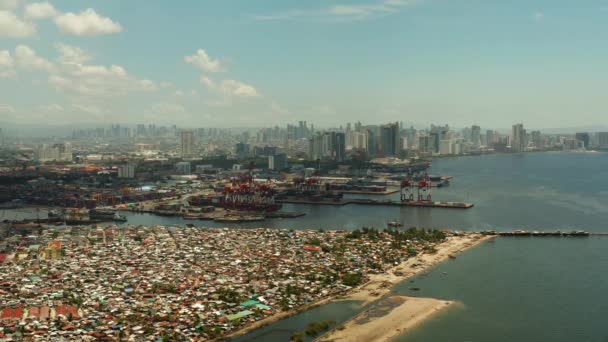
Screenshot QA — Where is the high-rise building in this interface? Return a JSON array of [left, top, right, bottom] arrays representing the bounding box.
[[181, 129, 194, 157], [439, 140, 452, 155], [308, 131, 345, 162], [380, 122, 400, 157], [511, 123, 527, 152], [575, 132, 590, 149], [118, 163, 136, 179], [531, 130, 544, 149], [429, 132, 440, 153], [235, 142, 250, 159], [175, 162, 191, 175], [486, 130, 495, 148], [471, 125, 481, 147], [268, 153, 288, 170], [419, 135, 431, 153], [598, 132, 608, 148], [34, 143, 72, 162]]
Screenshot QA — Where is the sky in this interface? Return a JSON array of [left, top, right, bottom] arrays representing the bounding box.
[[1, 0, 608, 129]]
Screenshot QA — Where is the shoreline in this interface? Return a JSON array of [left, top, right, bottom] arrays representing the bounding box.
[[223, 233, 492, 340], [317, 296, 454, 342]]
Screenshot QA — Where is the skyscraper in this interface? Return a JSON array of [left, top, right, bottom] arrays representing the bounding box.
[[308, 131, 345, 162], [598, 132, 608, 148], [511, 123, 527, 152], [181, 129, 194, 157], [380, 122, 400, 157], [471, 125, 481, 147], [575, 132, 590, 149]]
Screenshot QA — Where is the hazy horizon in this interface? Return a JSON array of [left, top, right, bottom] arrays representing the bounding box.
[[1, 0, 608, 128]]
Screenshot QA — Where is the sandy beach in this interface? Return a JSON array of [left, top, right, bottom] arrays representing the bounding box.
[[225, 233, 491, 340], [318, 296, 453, 342], [342, 233, 492, 305]]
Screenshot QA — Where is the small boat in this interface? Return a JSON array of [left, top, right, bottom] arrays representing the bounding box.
[[112, 212, 127, 222], [409, 287, 421, 291], [387, 221, 403, 228]]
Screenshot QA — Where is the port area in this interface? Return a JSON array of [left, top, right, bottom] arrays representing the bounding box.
[[277, 196, 474, 209], [124, 206, 307, 223], [335, 188, 401, 195], [480, 230, 591, 237]]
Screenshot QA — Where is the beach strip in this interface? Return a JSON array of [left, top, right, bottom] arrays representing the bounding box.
[[317, 296, 452, 342]]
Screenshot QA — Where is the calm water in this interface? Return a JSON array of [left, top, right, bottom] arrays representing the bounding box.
[[3, 152, 608, 341], [396, 237, 608, 342], [124, 152, 608, 231], [231, 152, 608, 342], [4, 152, 608, 232]]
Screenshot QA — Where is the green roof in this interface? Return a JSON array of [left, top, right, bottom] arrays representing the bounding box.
[[254, 304, 271, 310], [226, 310, 254, 321], [240, 300, 259, 307]]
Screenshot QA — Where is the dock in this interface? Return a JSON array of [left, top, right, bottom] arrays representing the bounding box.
[[277, 197, 474, 209], [480, 230, 591, 237]]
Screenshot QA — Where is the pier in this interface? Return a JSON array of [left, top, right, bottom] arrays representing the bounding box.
[[277, 197, 474, 209], [479, 230, 592, 237]]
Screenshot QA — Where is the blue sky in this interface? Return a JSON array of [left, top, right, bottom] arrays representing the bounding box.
[[1, 0, 607, 128]]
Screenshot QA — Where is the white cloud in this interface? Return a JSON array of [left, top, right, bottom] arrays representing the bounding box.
[[270, 101, 289, 115], [38, 103, 64, 112], [50, 61, 157, 98], [139, 79, 157, 91], [200, 76, 259, 98], [185, 49, 222, 73], [72, 103, 102, 115], [0, 50, 13, 67], [55, 43, 92, 64], [15, 44, 55, 72], [220, 79, 258, 98], [0, 49, 15, 78], [0, 10, 36, 37], [25, 2, 57, 20], [150, 102, 186, 115], [253, 0, 415, 22], [0, 103, 14, 113], [0, 0, 21, 10], [55, 8, 122, 36]]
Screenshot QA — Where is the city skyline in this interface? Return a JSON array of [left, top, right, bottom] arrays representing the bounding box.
[[1, 0, 608, 128]]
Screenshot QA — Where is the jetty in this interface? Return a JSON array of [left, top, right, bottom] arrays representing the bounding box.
[[480, 230, 591, 237], [277, 197, 474, 209]]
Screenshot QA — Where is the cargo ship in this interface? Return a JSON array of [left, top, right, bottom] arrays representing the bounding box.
[[89, 210, 128, 222]]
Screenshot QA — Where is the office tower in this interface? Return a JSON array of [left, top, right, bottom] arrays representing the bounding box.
[[118, 163, 136, 178], [486, 130, 495, 148], [598, 132, 608, 148], [380, 122, 400, 157], [511, 123, 527, 152], [419, 135, 431, 153], [471, 125, 481, 147], [268, 153, 288, 170], [181, 129, 194, 157], [175, 162, 191, 175], [439, 140, 452, 155], [235, 142, 250, 159], [575, 132, 590, 149], [308, 131, 345, 162], [531, 131, 543, 149], [34, 143, 72, 162]]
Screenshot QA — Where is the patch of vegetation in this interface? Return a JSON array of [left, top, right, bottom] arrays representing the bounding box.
[[304, 320, 336, 336], [341, 273, 363, 287]]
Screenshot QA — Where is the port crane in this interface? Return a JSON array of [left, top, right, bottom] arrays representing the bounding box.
[[400, 172, 432, 202]]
